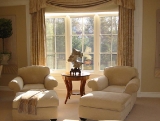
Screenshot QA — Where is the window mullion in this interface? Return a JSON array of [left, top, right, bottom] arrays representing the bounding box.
[[94, 14, 100, 73], [111, 16, 113, 66], [55, 19, 57, 69]]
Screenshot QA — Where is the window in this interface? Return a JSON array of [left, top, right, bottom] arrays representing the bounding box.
[[100, 16, 118, 70], [45, 12, 118, 73], [71, 17, 94, 70], [45, 18, 66, 69]]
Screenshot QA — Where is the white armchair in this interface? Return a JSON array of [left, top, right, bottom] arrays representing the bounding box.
[[88, 66, 140, 94], [9, 65, 58, 93], [79, 66, 140, 120]]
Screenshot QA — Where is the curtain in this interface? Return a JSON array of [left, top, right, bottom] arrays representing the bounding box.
[[46, 0, 112, 8], [30, 0, 46, 65], [114, 0, 135, 66], [113, 0, 135, 9], [29, 0, 135, 66]]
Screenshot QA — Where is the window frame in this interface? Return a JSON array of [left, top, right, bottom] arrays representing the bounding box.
[[45, 12, 118, 74]]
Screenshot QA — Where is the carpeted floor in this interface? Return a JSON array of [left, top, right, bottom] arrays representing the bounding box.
[[0, 90, 160, 121]]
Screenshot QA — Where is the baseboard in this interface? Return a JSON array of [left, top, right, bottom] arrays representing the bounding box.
[[137, 92, 160, 98]]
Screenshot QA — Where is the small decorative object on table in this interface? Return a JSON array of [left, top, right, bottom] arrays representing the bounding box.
[[68, 48, 83, 76]]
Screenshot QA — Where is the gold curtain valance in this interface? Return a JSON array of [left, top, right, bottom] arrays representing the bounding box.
[[46, 0, 112, 8], [29, 0, 135, 13], [113, 0, 135, 10], [30, 0, 47, 13]]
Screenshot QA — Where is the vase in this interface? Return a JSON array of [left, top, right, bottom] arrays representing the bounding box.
[[0, 54, 11, 65]]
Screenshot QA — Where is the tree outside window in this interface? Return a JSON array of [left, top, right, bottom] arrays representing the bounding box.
[[45, 13, 118, 72]]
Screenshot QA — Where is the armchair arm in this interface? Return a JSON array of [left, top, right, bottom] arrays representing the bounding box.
[[87, 76, 108, 91], [44, 75, 58, 90], [124, 77, 140, 94], [8, 76, 24, 93]]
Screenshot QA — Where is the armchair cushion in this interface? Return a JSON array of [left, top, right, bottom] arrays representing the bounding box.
[[80, 91, 131, 112], [18, 65, 50, 84], [21, 84, 45, 92], [104, 66, 138, 86], [102, 85, 125, 93]]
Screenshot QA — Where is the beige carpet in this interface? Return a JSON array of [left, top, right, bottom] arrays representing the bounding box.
[[0, 90, 160, 121]]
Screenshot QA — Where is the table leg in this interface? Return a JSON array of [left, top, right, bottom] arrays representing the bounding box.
[[69, 80, 72, 96], [64, 79, 71, 104], [80, 80, 86, 96]]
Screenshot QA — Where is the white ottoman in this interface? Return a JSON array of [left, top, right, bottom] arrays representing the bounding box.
[[79, 91, 132, 121], [12, 90, 59, 121]]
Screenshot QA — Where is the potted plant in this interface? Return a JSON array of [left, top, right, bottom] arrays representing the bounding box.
[[0, 18, 12, 65]]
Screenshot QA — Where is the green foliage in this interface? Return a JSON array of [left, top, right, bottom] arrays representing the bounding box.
[[0, 18, 13, 54], [0, 18, 12, 39]]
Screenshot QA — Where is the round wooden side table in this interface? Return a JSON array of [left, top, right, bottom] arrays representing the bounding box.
[[62, 72, 90, 104]]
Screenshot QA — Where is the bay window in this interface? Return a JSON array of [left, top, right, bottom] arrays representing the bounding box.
[[45, 12, 118, 73]]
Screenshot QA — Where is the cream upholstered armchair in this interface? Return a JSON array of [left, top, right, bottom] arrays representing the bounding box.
[[9, 65, 58, 93], [79, 66, 140, 120], [88, 66, 140, 94]]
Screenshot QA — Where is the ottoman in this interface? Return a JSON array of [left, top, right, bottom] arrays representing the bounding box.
[[12, 90, 59, 121], [79, 91, 132, 121]]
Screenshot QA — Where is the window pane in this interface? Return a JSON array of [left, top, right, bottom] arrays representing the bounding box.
[[56, 18, 65, 35], [46, 17, 65, 70], [47, 55, 55, 69], [72, 36, 82, 51], [56, 36, 65, 52], [112, 35, 117, 52], [101, 17, 112, 34], [84, 17, 94, 34], [100, 54, 111, 70], [84, 35, 94, 52], [46, 36, 55, 54], [72, 18, 82, 35], [112, 54, 117, 66], [72, 16, 94, 70], [100, 35, 111, 52], [57, 54, 66, 69], [46, 18, 55, 36], [112, 16, 118, 34]]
